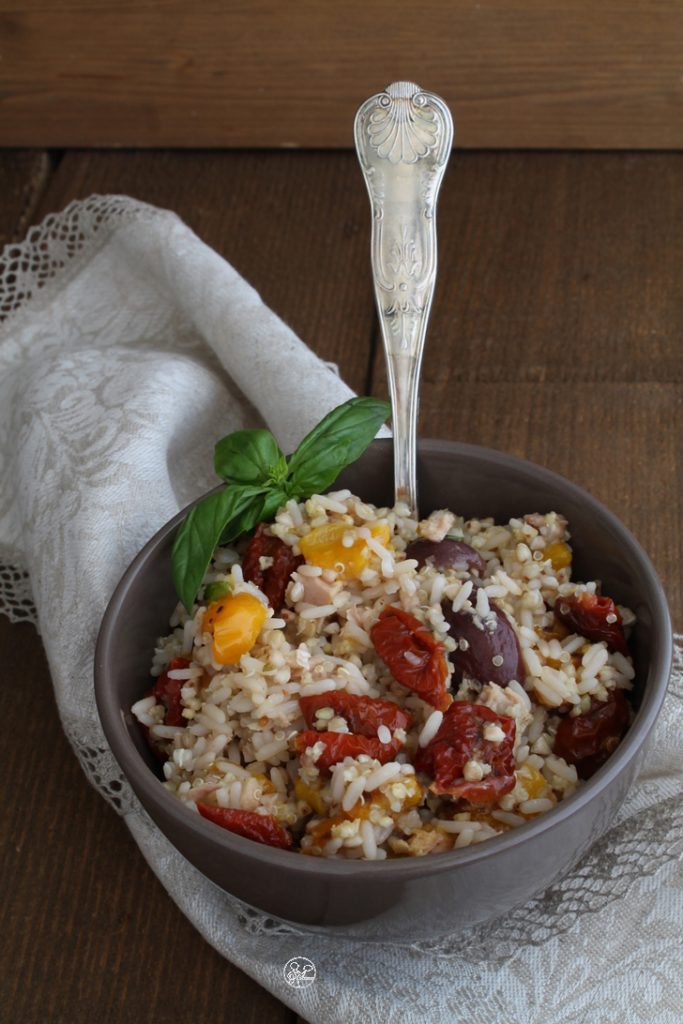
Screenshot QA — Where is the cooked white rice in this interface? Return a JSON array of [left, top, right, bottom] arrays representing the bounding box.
[[133, 494, 635, 859]]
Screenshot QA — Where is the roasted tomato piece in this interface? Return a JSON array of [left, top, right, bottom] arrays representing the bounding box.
[[413, 701, 516, 804], [553, 591, 629, 655], [197, 804, 293, 849], [370, 606, 451, 711], [151, 657, 190, 727], [242, 523, 303, 612], [295, 730, 402, 773], [442, 597, 525, 688], [553, 689, 631, 779], [406, 538, 485, 576], [299, 692, 412, 736], [140, 657, 190, 760]]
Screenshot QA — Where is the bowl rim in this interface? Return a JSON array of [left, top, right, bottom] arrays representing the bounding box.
[[95, 438, 673, 884]]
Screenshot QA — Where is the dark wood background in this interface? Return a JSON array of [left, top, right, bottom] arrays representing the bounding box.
[[0, 145, 681, 1022], [1, 1, 683, 148]]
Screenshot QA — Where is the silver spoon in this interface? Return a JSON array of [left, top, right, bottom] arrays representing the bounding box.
[[354, 81, 453, 517]]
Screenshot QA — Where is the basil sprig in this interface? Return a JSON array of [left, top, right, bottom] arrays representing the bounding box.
[[171, 397, 390, 612]]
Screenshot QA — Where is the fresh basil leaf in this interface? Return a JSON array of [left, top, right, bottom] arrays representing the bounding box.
[[268, 454, 289, 486], [286, 397, 390, 497], [172, 484, 265, 612], [172, 397, 390, 613], [259, 487, 289, 523], [218, 493, 265, 545], [219, 487, 288, 545], [214, 429, 284, 485]]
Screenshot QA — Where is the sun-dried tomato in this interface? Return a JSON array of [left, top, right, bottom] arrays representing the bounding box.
[[242, 523, 303, 612], [413, 701, 516, 804], [370, 606, 451, 711], [197, 803, 293, 849], [553, 688, 631, 779], [150, 656, 190, 726], [296, 693, 411, 773], [299, 692, 412, 736], [140, 720, 170, 764], [295, 730, 402, 774], [139, 657, 190, 761], [553, 592, 629, 655]]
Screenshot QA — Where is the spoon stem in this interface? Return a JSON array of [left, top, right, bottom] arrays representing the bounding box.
[[354, 81, 453, 517], [386, 350, 421, 510]]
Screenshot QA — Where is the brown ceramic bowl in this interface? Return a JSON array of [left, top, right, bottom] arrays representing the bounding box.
[[95, 439, 672, 941]]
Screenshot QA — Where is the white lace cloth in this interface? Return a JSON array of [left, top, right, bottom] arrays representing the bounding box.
[[1, 197, 682, 1024]]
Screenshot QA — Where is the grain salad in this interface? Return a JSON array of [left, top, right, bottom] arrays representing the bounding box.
[[133, 492, 636, 859]]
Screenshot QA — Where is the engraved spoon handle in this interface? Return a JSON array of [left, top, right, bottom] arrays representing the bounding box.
[[354, 81, 453, 517]]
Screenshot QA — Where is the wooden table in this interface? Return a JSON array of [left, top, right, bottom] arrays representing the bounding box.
[[1, 148, 681, 1024]]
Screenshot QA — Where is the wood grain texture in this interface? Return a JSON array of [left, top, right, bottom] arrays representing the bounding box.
[[0, 150, 50, 247], [1, 1, 683, 148], [0, 619, 295, 1024], [33, 150, 375, 394], [373, 150, 683, 386]]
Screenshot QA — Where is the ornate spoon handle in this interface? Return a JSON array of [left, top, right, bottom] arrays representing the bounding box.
[[354, 81, 453, 516]]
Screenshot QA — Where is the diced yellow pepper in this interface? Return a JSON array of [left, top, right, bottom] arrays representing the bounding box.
[[295, 777, 327, 816], [537, 620, 570, 643], [353, 798, 381, 820], [516, 763, 549, 801], [402, 774, 424, 808], [298, 521, 391, 579], [381, 773, 423, 809], [544, 541, 572, 571], [355, 777, 423, 819], [203, 592, 268, 665], [252, 772, 276, 795], [309, 814, 346, 839]]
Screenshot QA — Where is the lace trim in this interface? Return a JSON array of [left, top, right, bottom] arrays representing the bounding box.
[[0, 557, 37, 626], [406, 788, 683, 960], [0, 194, 162, 324], [236, 906, 305, 937], [61, 714, 137, 817]]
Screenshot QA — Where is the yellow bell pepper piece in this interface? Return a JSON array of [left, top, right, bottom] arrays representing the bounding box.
[[516, 763, 549, 801], [398, 773, 424, 808], [356, 774, 424, 817], [204, 592, 268, 665], [294, 777, 327, 816], [544, 541, 572, 571], [252, 772, 276, 795], [298, 521, 391, 579]]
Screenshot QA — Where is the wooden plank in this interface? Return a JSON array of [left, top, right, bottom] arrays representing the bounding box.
[[34, 150, 375, 394], [1, 1, 683, 149], [373, 150, 683, 387], [0, 150, 51, 247], [0, 620, 295, 1024]]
